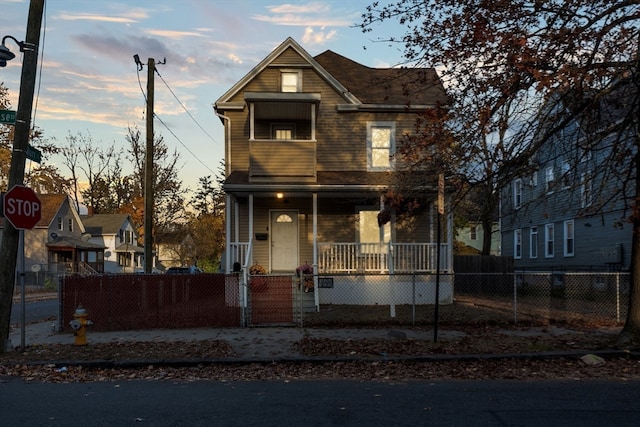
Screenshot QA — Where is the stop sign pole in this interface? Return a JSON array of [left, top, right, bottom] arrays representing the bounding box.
[[2, 185, 41, 351]]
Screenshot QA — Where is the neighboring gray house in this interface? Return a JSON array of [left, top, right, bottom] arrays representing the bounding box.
[[500, 87, 634, 271], [81, 213, 144, 273]]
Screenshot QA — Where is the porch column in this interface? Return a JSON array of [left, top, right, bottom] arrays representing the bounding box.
[[248, 193, 254, 267], [312, 192, 319, 310], [234, 198, 239, 254], [225, 193, 231, 273]]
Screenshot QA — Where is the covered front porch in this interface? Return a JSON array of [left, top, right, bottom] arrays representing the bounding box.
[[223, 187, 453, 278]]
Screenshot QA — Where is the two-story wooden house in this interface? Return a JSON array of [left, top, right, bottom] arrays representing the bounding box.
[[215, 37, 452, 285], [81, 213, 144, 273]]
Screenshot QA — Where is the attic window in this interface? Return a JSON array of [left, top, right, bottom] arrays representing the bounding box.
[[281, 71, 300, 92]]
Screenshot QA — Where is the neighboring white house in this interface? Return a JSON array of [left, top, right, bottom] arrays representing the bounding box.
[[81, 213, 144, 273]]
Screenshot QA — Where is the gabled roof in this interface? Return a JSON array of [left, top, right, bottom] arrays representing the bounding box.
[[215, 37, 360, 108], [37, 194, 68, 227], [214, 37, 449, 113], [80, 213, 135, 237]]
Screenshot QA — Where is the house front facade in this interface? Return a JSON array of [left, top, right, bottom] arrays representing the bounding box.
[[214, 37, 453, 283], [81, 213, 144, 273], [1, 194, 105, 277]]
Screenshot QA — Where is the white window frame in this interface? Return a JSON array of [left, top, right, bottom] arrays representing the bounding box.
[[514, 229, 522, 259], [280, 70, 301, 93], [68, 218, 73, 232], [469, 225, 477, 241], [57, 217, 63, 231], [545, 166, 555, 193], [561, 162, 571, 189], [513, 178, 523, 209], [357, 207, 391, 254], [581, 172, 592, 208], [564, 220, 574, 257], [529, 170, 538, 187], [545, 223, 555, 258], [271, 123, 296, 140], [529, 226, 538, 259], [366, 122, 395, 171]]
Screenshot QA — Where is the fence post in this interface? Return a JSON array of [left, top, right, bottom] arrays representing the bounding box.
[[513, 272, 518, 324], [616, 272, 620, 323]]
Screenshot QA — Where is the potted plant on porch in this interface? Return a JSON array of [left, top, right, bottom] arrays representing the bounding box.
[[296, 262, 314, 293], [249, 263, 267, 292]]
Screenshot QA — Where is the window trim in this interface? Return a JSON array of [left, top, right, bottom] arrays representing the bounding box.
[[564, 220, 575, 257], [366, 121, 395, 171], [545, 223, 555, 258], [581, 172, 592, 208], [57, 217, 63, 231], [529, 226, 538, 259], [280, 70, 301, 92], [513, 178, 523, 209], [545, 166, 555, 193], [514, 229, 522, 259], [270, 123, 296, 140]]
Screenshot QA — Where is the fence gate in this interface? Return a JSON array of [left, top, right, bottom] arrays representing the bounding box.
[[248, 275, 296, 325]]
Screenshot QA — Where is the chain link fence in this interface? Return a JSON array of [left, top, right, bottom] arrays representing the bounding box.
[[57, 271, 629, 331], [301, 272, 629, 327]]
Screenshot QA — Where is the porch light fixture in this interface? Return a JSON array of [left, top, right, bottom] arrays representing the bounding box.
[[276, 192, 284, 199], [0, 35, 35, 67]]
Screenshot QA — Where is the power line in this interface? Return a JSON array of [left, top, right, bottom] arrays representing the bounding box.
[[155, 69, 219, 145], [153, 112, 216, 175]]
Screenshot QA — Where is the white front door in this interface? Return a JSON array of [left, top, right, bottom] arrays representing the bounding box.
[[271, 210, 298, 272]]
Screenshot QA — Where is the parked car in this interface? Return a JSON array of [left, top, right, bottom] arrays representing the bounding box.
[[166, 266, 203, 274]]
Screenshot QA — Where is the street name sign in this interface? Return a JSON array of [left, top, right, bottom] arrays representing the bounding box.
[[0, 110, 16, 124]]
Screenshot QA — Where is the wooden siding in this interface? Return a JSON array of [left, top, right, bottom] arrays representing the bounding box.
[[250, 140, 316, 181], [501, 122, 633, 270]]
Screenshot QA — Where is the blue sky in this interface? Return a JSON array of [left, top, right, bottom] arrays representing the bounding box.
[[0, 0, 406, 193]]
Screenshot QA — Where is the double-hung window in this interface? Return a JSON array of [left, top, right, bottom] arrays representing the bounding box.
[[581, 172, 592, 208], [529, 226, 538, 259], [366, 122, 395, 171], [514, 229, 522, 259], [545, 223, 555, 258], [564, 220, 574, 257], [513, 179, 523, 209], [545, 166, 555, 193], [280, 71, 300, 92]]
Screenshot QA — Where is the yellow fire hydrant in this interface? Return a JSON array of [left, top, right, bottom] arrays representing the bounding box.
[[69, 304, 92, 346]]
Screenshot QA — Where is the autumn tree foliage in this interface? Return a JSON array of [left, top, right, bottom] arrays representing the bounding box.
[[360, 0, 640, 343]]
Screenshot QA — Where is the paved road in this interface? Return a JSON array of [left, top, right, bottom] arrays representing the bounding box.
[[11, 299, 58, 324], [2, 379, 639, 426]]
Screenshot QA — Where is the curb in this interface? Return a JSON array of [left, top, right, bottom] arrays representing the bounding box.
[[14, 349, 640, 370]]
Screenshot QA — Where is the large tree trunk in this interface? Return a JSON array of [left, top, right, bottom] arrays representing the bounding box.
[[618, 150, 640, 346]]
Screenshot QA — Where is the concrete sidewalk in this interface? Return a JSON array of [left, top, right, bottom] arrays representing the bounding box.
[[8, 321, 468, 361]]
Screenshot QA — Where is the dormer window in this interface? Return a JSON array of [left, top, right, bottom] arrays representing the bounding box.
[[281, 71, 300, 92]]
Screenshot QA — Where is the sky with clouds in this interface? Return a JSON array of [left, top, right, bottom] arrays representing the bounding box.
[[0, 0, 406, 192]]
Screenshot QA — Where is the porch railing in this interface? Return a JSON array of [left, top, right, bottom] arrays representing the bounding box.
[[318, 243, 449, 273], [227, 242, 449, 274]]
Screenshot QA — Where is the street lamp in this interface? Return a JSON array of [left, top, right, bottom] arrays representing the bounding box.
[[0, 35, 35, 67]]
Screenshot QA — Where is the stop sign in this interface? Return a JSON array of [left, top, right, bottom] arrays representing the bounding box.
[[3, 185, 42, 229]]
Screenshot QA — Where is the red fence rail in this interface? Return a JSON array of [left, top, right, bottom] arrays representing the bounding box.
[[62, 274, 241, 332]]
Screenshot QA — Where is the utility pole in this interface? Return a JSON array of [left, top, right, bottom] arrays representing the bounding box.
[[0, 0, 44, 353], [144, 58, 155, 274]]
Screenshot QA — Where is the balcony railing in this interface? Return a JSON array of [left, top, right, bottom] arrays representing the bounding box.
[[249, 139, 316, 180]]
